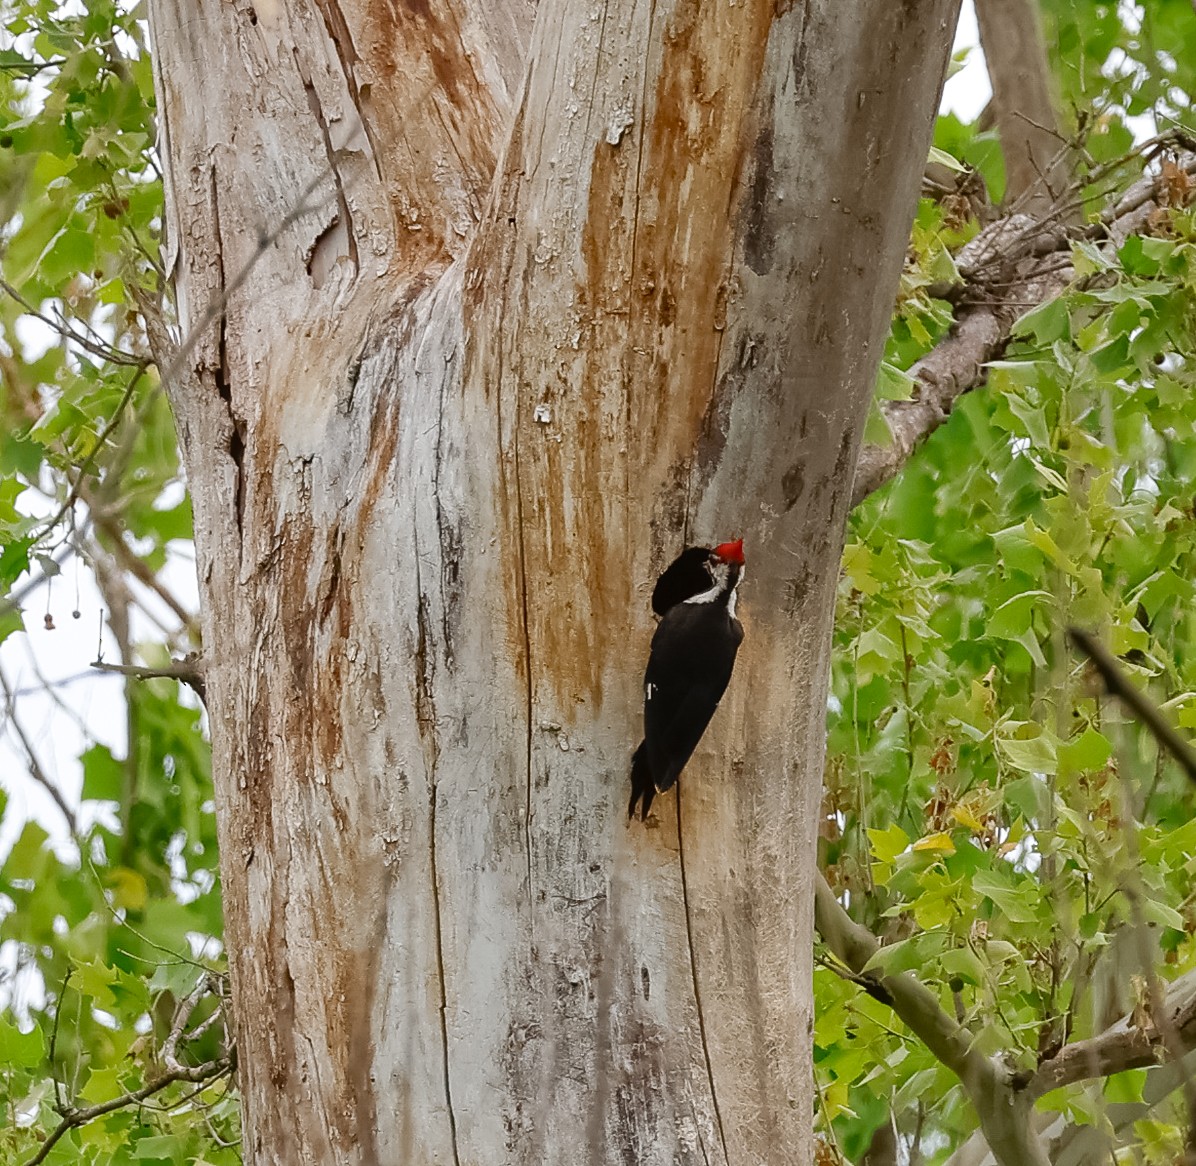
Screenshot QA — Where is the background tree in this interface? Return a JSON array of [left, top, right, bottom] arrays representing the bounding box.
[[1, 2, 1195, 1166]]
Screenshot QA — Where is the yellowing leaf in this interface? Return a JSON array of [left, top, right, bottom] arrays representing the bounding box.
[[842, 543, 882, 596], [912, 832, 956, 854], [107, 867, 148, 912], [868, 823, 911, 864]]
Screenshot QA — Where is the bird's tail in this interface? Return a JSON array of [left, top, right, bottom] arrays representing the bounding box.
[[628, 742, 656, 821]]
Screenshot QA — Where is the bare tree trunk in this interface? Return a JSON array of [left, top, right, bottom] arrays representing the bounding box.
[[147, 0, 960, 1161], [974, 0, 1070, 211]]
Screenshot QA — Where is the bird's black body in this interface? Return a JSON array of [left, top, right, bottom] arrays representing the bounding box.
[[629, 540, 745, 820]]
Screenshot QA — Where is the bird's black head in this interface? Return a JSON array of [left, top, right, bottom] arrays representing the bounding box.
[[651, 539, 746, 615]]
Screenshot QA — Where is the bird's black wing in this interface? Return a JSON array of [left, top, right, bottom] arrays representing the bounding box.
[[645, 676, 731, 793], [642, 605, 740, 793]]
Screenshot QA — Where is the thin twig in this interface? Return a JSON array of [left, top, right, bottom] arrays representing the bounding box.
[[162, 974, 210, 1073], [0, 666, 79, 834], [36, 366, 148, 542], [0, 277, 144, 368], [47, 967, 72, 1114], [1067, 627, 1196, 783], [89, 657, 206, 701], [20, 1059, 232, 1166], [85, 515, 198, 636]]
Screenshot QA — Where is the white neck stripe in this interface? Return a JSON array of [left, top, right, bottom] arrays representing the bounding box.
[[683, 563, 743, 611], [683, 581, 721, 605]]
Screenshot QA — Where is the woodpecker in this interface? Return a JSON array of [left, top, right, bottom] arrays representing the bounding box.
[[629, 539, 746, 821]]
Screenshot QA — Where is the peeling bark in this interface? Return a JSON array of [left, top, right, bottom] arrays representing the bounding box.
[[148, 0, 962, 1161]]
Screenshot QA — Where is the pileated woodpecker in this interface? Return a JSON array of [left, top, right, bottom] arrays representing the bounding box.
[[629, 539, 746, 820]]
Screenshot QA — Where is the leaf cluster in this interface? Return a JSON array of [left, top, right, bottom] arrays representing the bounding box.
[[821, 133, 1196, 1166], [0, 3, 230, 1162]]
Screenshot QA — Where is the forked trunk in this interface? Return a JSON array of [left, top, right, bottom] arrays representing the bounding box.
[[148, 0, 961, 1160]]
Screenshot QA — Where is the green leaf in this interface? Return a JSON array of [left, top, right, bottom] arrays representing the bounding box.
[[0, 605, 24, 648], [134, 1134, 185, 1161], [1059, 728, 1112, 774], [862, 931, 950, 977], [1004, 392, 1052, 448], [0, 1018, 44, 1066], [868, 823, 911, 864], [876, 360, 915, 402], [996, 724, 1058, 775], [1104, 1067, 1148, 1104], [971, 869, 1040, 923], [1141, 897, 1184, 930], [37, 223, 96, 284], [74, 959, 119, 1010], [1014, 298, 1070, 345], [81, 743, 125, 802], [4, 820, 51, 881], [927, 145, 967, 172], [0, 535, 34, 589], [939, 945, 986, 985]]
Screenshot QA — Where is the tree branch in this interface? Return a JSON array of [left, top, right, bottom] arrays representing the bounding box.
[[974, 0, 1071, 214], [20, 1057, 232, 1166], [816, 873, 1054, 1166], [1067, 627, 1196, 785], [0, 666, 79, 835], [1027, 966, 1196, 1098], [944, 1013, 1196, 1165], [852, 144, 1196, 507], [821, 622, 1196, 1162], [90, 656, 206, 703], [814, 875, 992, 1091]]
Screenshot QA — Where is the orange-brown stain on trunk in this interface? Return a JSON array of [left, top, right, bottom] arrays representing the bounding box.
[[522, 0, 777, 709], [629, 0, 774, 435], [359, 0, 505, 268]]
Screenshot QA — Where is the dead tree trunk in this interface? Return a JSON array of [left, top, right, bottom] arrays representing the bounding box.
[[147, 0, 961, 1161]]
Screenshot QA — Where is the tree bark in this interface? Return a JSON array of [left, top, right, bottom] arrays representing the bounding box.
[[147, 0, 961, 1162], [974, 0, 1069, 212]]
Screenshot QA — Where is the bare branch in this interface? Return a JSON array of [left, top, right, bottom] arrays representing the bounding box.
[[0, 276, 146, 368], [1068, 627, 1196, 785], [47, 968, 72, 1115], [974, 0, 1071, 214], [84, 513, 198, 636], [161, 973, 211, 1073], [0, 666, 79, 834], [89, 657, 206, 702], [1027, 967, 1196, 1099]]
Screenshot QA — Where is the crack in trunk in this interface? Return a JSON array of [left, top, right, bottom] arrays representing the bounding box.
[[295, 49, 360, 276], [414, 547, 461, 1166], [429, 765, 462, 1166], [677, 786, 731, 1166], [207, 161, 245, 547]]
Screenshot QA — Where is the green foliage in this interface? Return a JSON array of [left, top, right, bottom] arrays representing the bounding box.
[[1042, 0, 1196, 131], [0, 0, 172, 624], [0, 1, 231, 1161], [818, 162, 1196, 1166]]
